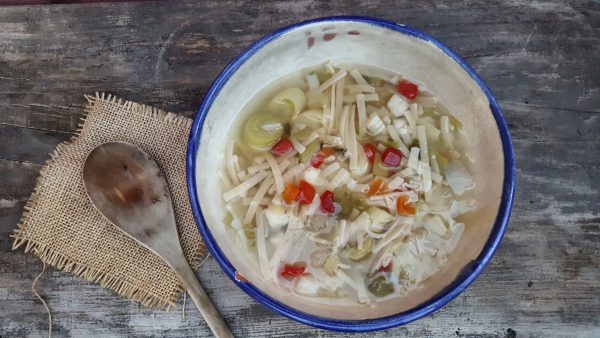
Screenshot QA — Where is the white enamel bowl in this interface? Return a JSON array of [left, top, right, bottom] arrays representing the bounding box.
[[186, 16, 515, 332]]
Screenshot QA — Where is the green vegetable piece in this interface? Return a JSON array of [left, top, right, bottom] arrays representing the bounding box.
[[334, 189, 353, 217], [223, 213, 234, 229], [372, 153, 389, 178], [349, 237, 374, 262], [267, 87, 306, 118], [299, 139, 321, 163], [383, 140, 400, 149], [368, 275, 395, 297], [315, 70, 330, 84], [242, 112, 284, 151], [364, 75, 383, 87], [242, 223, 256, 247], [437, 153, 449, 172]]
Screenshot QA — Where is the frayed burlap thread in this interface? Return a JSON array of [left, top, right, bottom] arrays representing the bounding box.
[[11, 93, 206, 310]]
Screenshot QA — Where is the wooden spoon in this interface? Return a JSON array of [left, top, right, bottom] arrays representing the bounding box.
[[82, 141, 232, 338]]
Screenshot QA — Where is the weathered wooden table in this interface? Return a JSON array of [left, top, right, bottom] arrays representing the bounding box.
[[1, 1, 598, 337]]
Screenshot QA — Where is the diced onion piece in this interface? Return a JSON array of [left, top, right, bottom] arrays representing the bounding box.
[[445, 160, 475, 195], [387, 94, 409, 117], [318, 69, 347, 92], [303, 167, 323, 186], [223, 171, 268, 202], [366, 113, 385, 136], [306, 73, 320, 89], [265, 203, 289, 231]]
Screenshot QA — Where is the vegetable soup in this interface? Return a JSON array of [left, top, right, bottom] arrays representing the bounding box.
[[219, 61, 476, 305]]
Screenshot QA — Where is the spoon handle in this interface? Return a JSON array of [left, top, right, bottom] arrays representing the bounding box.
[[174, 261, 233, 338]]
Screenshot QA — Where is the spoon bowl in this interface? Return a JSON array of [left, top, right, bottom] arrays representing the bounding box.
[[83, 141, 232, 338]]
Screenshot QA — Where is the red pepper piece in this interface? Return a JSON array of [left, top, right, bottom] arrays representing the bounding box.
[[379, 263, 393, 272], [398, 80, 419, 100], [281, 263, 306, 279], [271, 138, 293, 156], [364, 143, 377, 164], [381, 147, 403, 167], [310, 153, 325, 168], [320, 190, 335, 213], [298, 180, 316, 205], [283, 184, 302, 204]]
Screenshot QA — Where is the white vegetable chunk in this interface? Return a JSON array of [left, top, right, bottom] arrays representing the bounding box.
[[445, 160, 475, 195], [387, 94, 409, 117], [264, 203, 289, 232], [366, 113, 385, 136]]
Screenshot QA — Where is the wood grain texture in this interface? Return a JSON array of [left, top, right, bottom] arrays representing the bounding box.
[[0, 0, 598, 337]]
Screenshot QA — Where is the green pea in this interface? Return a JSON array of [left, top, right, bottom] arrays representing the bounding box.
[[368, 276, 395, 297]]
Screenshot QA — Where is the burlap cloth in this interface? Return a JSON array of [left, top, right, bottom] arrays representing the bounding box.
[[11, 92, 207, 310]]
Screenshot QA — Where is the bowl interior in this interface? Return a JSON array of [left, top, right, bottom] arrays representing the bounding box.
[[193, 20, 505, 320]]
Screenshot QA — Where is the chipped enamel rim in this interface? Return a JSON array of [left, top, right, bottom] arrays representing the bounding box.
[[186, 16, 515, 332]]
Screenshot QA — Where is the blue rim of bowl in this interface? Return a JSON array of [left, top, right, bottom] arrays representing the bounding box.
[[186, 16, 515, 332]]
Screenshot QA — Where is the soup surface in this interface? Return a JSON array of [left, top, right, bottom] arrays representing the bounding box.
[[220, 62, 476, 305]]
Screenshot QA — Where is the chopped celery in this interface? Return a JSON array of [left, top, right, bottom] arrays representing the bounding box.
[[349, 237, 374, 262], [315, 70, 330, 84], [223, 213, 233, 229], [364, 75, 383, 87], [299, 139, 321, 163], [372, 153, 389, 178], [242, 223, 256, 247], [242, 112, 284, 151], [368, 276, 395, 297]]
